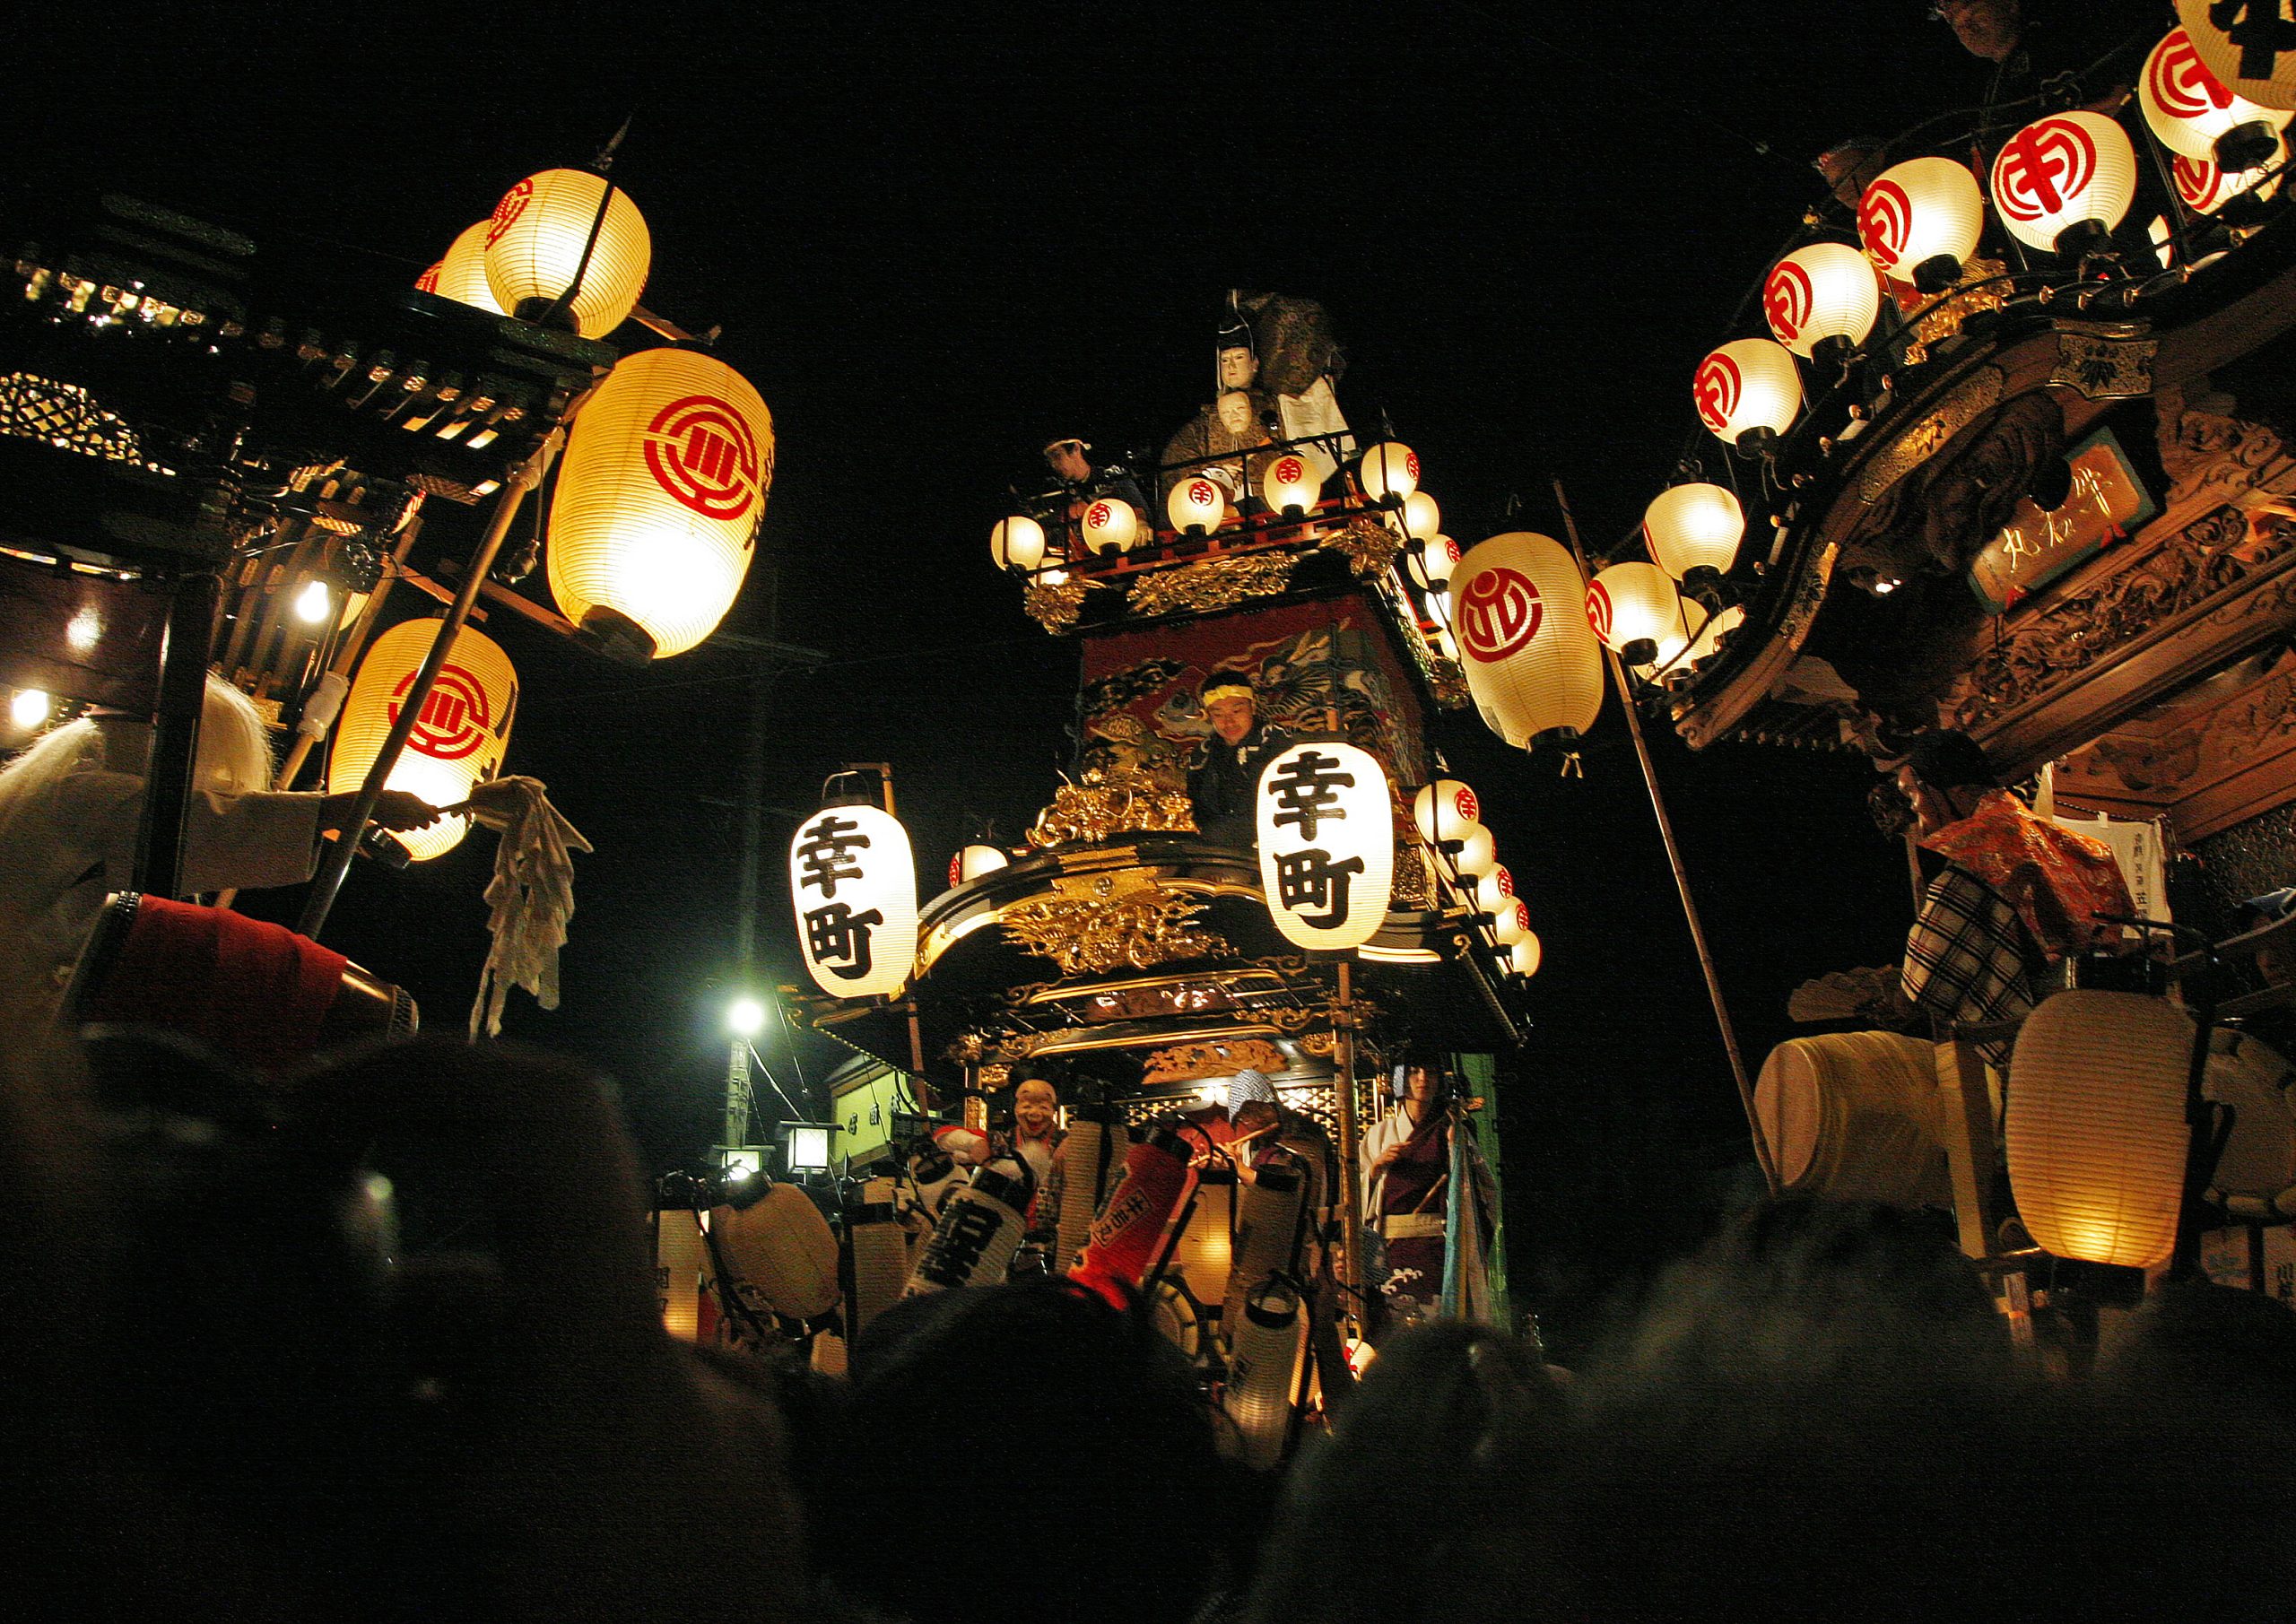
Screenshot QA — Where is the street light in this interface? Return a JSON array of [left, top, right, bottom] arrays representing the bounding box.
[[726, 994, 767, 1038]]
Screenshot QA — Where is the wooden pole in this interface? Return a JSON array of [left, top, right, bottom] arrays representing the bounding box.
[[1553, 479, 1780, 1196], [1332, 956, 1365, 1317]]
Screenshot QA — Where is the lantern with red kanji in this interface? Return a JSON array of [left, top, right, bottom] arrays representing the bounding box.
[[2141, 26, 2292, 169], [1988, 111, 2137, 258], [1449, 532, 1604, 750], [1692, 339, 1802, 453], [481, 169, 651, 339], [1857, 156, 1986, 291], [331, 619, 518, 861], [415, 221, 505, 316], [1763, 242, 1880, 360]]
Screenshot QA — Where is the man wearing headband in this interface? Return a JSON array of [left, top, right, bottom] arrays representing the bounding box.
[[1186, 673, 1287, 848]]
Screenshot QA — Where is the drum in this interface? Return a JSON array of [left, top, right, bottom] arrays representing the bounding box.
[[2204, 1028, 2296, 1221], [1753, 1031, 1947, 1207], [1164, 1173, 1237, 1308]]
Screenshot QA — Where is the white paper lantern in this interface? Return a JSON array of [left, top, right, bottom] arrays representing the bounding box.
[[1450, 532, 1605, 748], [1491, 902, 1533, 949], [1643, 483, 1744, 580], [2142, 26, 2294, 162], [331, 619, 517, 862], [1693, 339, 1802, 448], [548, 346, 772, 660], [1468, 864, 1517, 916], [1412, 778, 1482, 846], [1401, 490, 1441, 543], [2176, 0, 2296, 114], [1359, 441, 1420, 504], [1858, 156, 1987, 286], [481, 169, 650, 339], [948, 844, 1009, 886], [1989, 112, 2138, 256], [1262, 452, 1323, 516], [2006, 990, 2194, 1270], [1450, 823, 1498, 881], [1408, 534, 1463, 591], [790, 803, 918, 999], [1762, 242, 1881, 358], [2174, 135, 2288, 213], [414, 221, 506, 316], [1586, 561, 1688, 656], [1507, 932, 1543, 977], [1255, 740, 1395, 951], [990, 515, 1046, 572], [1080, 497, 1139, 555], [1166, 474, 1224, 534]]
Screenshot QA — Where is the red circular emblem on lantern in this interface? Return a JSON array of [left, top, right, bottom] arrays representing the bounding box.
[[390, 664, 494, 761], [1857, 178, 1912, 266], [416, 262, 443, 294], [1274, 455, 1306, 484], [2175, 152, 2226, 208], [1457, 568, 1544, 663], [1495, 870, 1515, 899], [1508, 901, 1530, 932], [1405, 450, 1422, 483], [1441, 537, 1462, 566], [1453, 786, 1480, 821], [2152, 30, 2234, 119], [642, 394, 761, 523], [1993, 117, 2100, 224], [486, 179, 534, 248], [1187, 478, 1217, 507], [1764, 261, 1813, 343], [1585, 579, 1615, 644], [948, 853, 964, 887], [1694, 353, 1744, 433], [1087, 500, 1113, 528]]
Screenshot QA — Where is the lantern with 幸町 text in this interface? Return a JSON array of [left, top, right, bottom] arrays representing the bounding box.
[[2142, 26, 2292, 167], [2006, 990, 2194, 1270], [548, 346, 773, 661], [482, 169, 650, 339], [331, 619, 518, 862], [990, 515, 1046, 572], [1359, 441, 1419, 504], [1643, 483, 1744, 581], [1079, 497, 1139, 555], [1450, 532, 1604, 749], [415, 221, 505, 316], [1693, 339, 1801, 451], [1412, 778, 1481, 847], [1167, 475, 1224, 534], [1587, 561, 1688, 660], [790, 802, 918, 1000], [1255, 740, 1395, 951], [1763, 242, 1880, 359], [1989, 112, 2137, 257], [1858, 156, 1986, 291]]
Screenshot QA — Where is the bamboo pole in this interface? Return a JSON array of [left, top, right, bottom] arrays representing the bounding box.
[[1553, 479, 1780, 1196]]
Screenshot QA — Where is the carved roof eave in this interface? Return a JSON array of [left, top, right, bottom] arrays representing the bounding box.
[[1669, 247, 2296, 752]]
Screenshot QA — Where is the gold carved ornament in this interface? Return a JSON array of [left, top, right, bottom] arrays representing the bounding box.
[[1899, 259, 2008, 367], [1143, 1038, 1287, 1086], [999, 872, 1232, 977], [1023, 576, 1089, 633], [1325, 515, 1403, 579], [1027, 766, 1198, 848], [1126, 552, 1297, 618], [1857, 368, 2005, 504]]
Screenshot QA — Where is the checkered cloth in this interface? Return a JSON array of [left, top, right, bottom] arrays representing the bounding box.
[[1901, 865, 2033, 1068]]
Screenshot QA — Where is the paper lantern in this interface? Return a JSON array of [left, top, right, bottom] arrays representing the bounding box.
[[1401, 490, 1441, 543], [1989, 112, 2137, 256], [1222, 1278, 1304, 1472], [1255, 740, 1395, 951], [331, 619, 517, 861], [789, 802, 918, 999], [1763, 242, 1881, 358], [1858, 156, 1986, 288], [1467, 864, 1517, 916], [1643, 483, 1744, 580], [1412, 778, 1482, 846], [1507, 932, 1543, 977], [1359, 441, 1420, 503], [1450, 532, 1605, 748], [949, 844, 1008, 885], [2174, 135, 2288, 213], [1689, 603, 1745, 664], [481, 169, 650, 339], [1261, 452, 1322, 516], [1167, 474, 1224, 534], [2006, 990, 2195, 1270], [2175, 0, 2296, 114], [990, 515, 1045, 572], [414, 221, 506, 316], [1079, 496, 1139, 554], [1587, 561, 1688, 657], [2142, 26, 2293, 163], [1409, 534, 1462, 591], [1450, 823, 1498, 881], [1693, 339, 1802, 449], [1490, 900, 1532, 948], [548, 346, 772, 661]]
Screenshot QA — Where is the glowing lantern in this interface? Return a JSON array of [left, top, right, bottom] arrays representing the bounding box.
[[950, 844, 1009, 885], [1167, 474, 1224, 534], [1694, 339, 1801, 451], [2175, 0, 2296, 115], [414, 221, 506, 316], [2006, 991, 2194, 1270], [1508, 933, 1543, 977], [1409, 534, 1462, 592], [1262, 453, 1322, 516], [990, 515, 1046, 572], [2142, 27, 2292, 165], [1079, 497, 1139, 555], [1467, 864, 1516, 916], [1255, 740, 1396, 951], [789, 802, 918, 1000], [481, 169, 650, 339], [1763, 242, 1881, 358], [1989, 112, 2137, 256], [1689, 604, 1745, 664], [1643, 483, 1744, 580], [1490, 901, 1533, 948], [2175, 135, 2287, 213], [332, 619, 517, 861], [1587, 561, 1688, 659], [1359, 441, 1420, 504], [1401, 491, 1441, 542], [1857, 156, 1986, 290], [1412, 778, 1482, 847], [1450, 823, 1498, 881], [548, 346, 772, 661], [1450, 532, 1605, 749]]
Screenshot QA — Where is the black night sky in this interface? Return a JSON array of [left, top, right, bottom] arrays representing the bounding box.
[[20, 2, 2150, 1350]]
